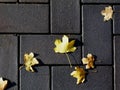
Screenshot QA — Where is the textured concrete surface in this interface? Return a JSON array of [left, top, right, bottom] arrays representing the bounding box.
[[83, 5, 112, 65], [0, 35, 17, 90], [0, 4, 49, 33], [52, 66, 112, 90], [0, 0, 117, 90], [51, 0, 80, 33], [20, 66, 49, 90], [20, 35, 81, 64], [114, 36, 120, 90]]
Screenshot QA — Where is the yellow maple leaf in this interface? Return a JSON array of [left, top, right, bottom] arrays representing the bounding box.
[[101, 6, 113, 21], [82, 53, 95, 69], [71, 66, 86, 84], [24, 52, 39, 72], [54, 35, 76, 53], [0, 77, 8, 90]]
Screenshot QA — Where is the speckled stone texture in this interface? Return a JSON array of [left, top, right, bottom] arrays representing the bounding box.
[[0, 0, 116, 90]]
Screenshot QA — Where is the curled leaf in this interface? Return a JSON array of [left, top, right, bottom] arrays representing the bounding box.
[[71, 66, 86, 84], [0, 77, 8, 90], [101, 6, 113, 21], [24, 52, 39, 72], [54, 35, 76, 53], [82, 53, 95, 69]]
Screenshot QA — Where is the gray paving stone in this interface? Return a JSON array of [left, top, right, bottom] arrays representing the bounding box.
[[83, 5, 112, 65], [0, 35, 17, 90], [52, 66, 112, 90], [114, 36, 120, 90], [0, 4, 48, 33], [113, 6, 120, 34], [19, 0, 48, 2], [51, 0, 80, 33], [20, 66, 49, 90], [0, 0, 17, 2], [20, 35, 81, 65]]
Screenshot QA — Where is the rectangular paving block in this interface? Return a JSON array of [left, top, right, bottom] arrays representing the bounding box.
[[114, 36, 120, 90], [19, 0, 48, 2], [113, 6, 120, 34], [20, 66, 49, 90], [82, 5, 112, 65], [0, 35, 17, 90], [0, 4, 49, 33], [51, 0, 80, 33], [20, 35, 81, 65], [52, 66, 112, 90]]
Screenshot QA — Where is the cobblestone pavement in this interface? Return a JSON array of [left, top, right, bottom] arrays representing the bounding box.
[[0, 0, 119, 90]]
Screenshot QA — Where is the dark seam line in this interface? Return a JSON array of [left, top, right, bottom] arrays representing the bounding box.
[[0, 2, 17, 4], [0, 33, 51, 35], [113, 34, 120, 36], [49, 66, 52, 90], [0, 2, 49, 4], [46, 33, 81, 35], [0, 33, 82, 36], [18, 2, 49, 4], [80, 0, 83, 59], [35, 64, 113, 66], [48, 1, 52, 89], [81, 3, 120, 5], [0, 2, 117, 4], [17, 35, 20, 90]]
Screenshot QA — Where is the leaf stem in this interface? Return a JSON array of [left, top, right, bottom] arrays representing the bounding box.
[[19, 65, 24, 70], [91, 69, 97, 73], [65, 53, 72, 68]]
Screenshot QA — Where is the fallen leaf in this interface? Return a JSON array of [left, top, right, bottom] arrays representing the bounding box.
[[0, 77, 8, 90], [82, 53, 95, 69], [24, 52, 39, 72], [71, 66, 86, 84], [54, 35, 76, 53], [101, 6, 113, 21]]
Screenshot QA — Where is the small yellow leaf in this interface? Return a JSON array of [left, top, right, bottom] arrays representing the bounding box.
[[82, 53, 95, 69], [71, 66, 86, 84], [54, 35, 76, 53], [0, 77, 8, 90], [24, 52, 39, 72], [101, 6, 113, 21]]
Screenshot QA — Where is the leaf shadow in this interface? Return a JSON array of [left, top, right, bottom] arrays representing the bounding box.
[[33, 52, 45, 72], [33, 58, 45, 73], [70, 38, 83, 47], [4, 78, 16, 90], [84, 69, 89, 83], [93, 55, 97, 68], [34, 53, 39, 57], [93, 54, 102, 67], [69, 39, 83, 65], [74, 39, 83, 47], [34, 53, 45, 65]]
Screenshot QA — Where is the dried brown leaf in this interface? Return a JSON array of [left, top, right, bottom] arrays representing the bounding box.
[[101, 6, 113, 21]]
